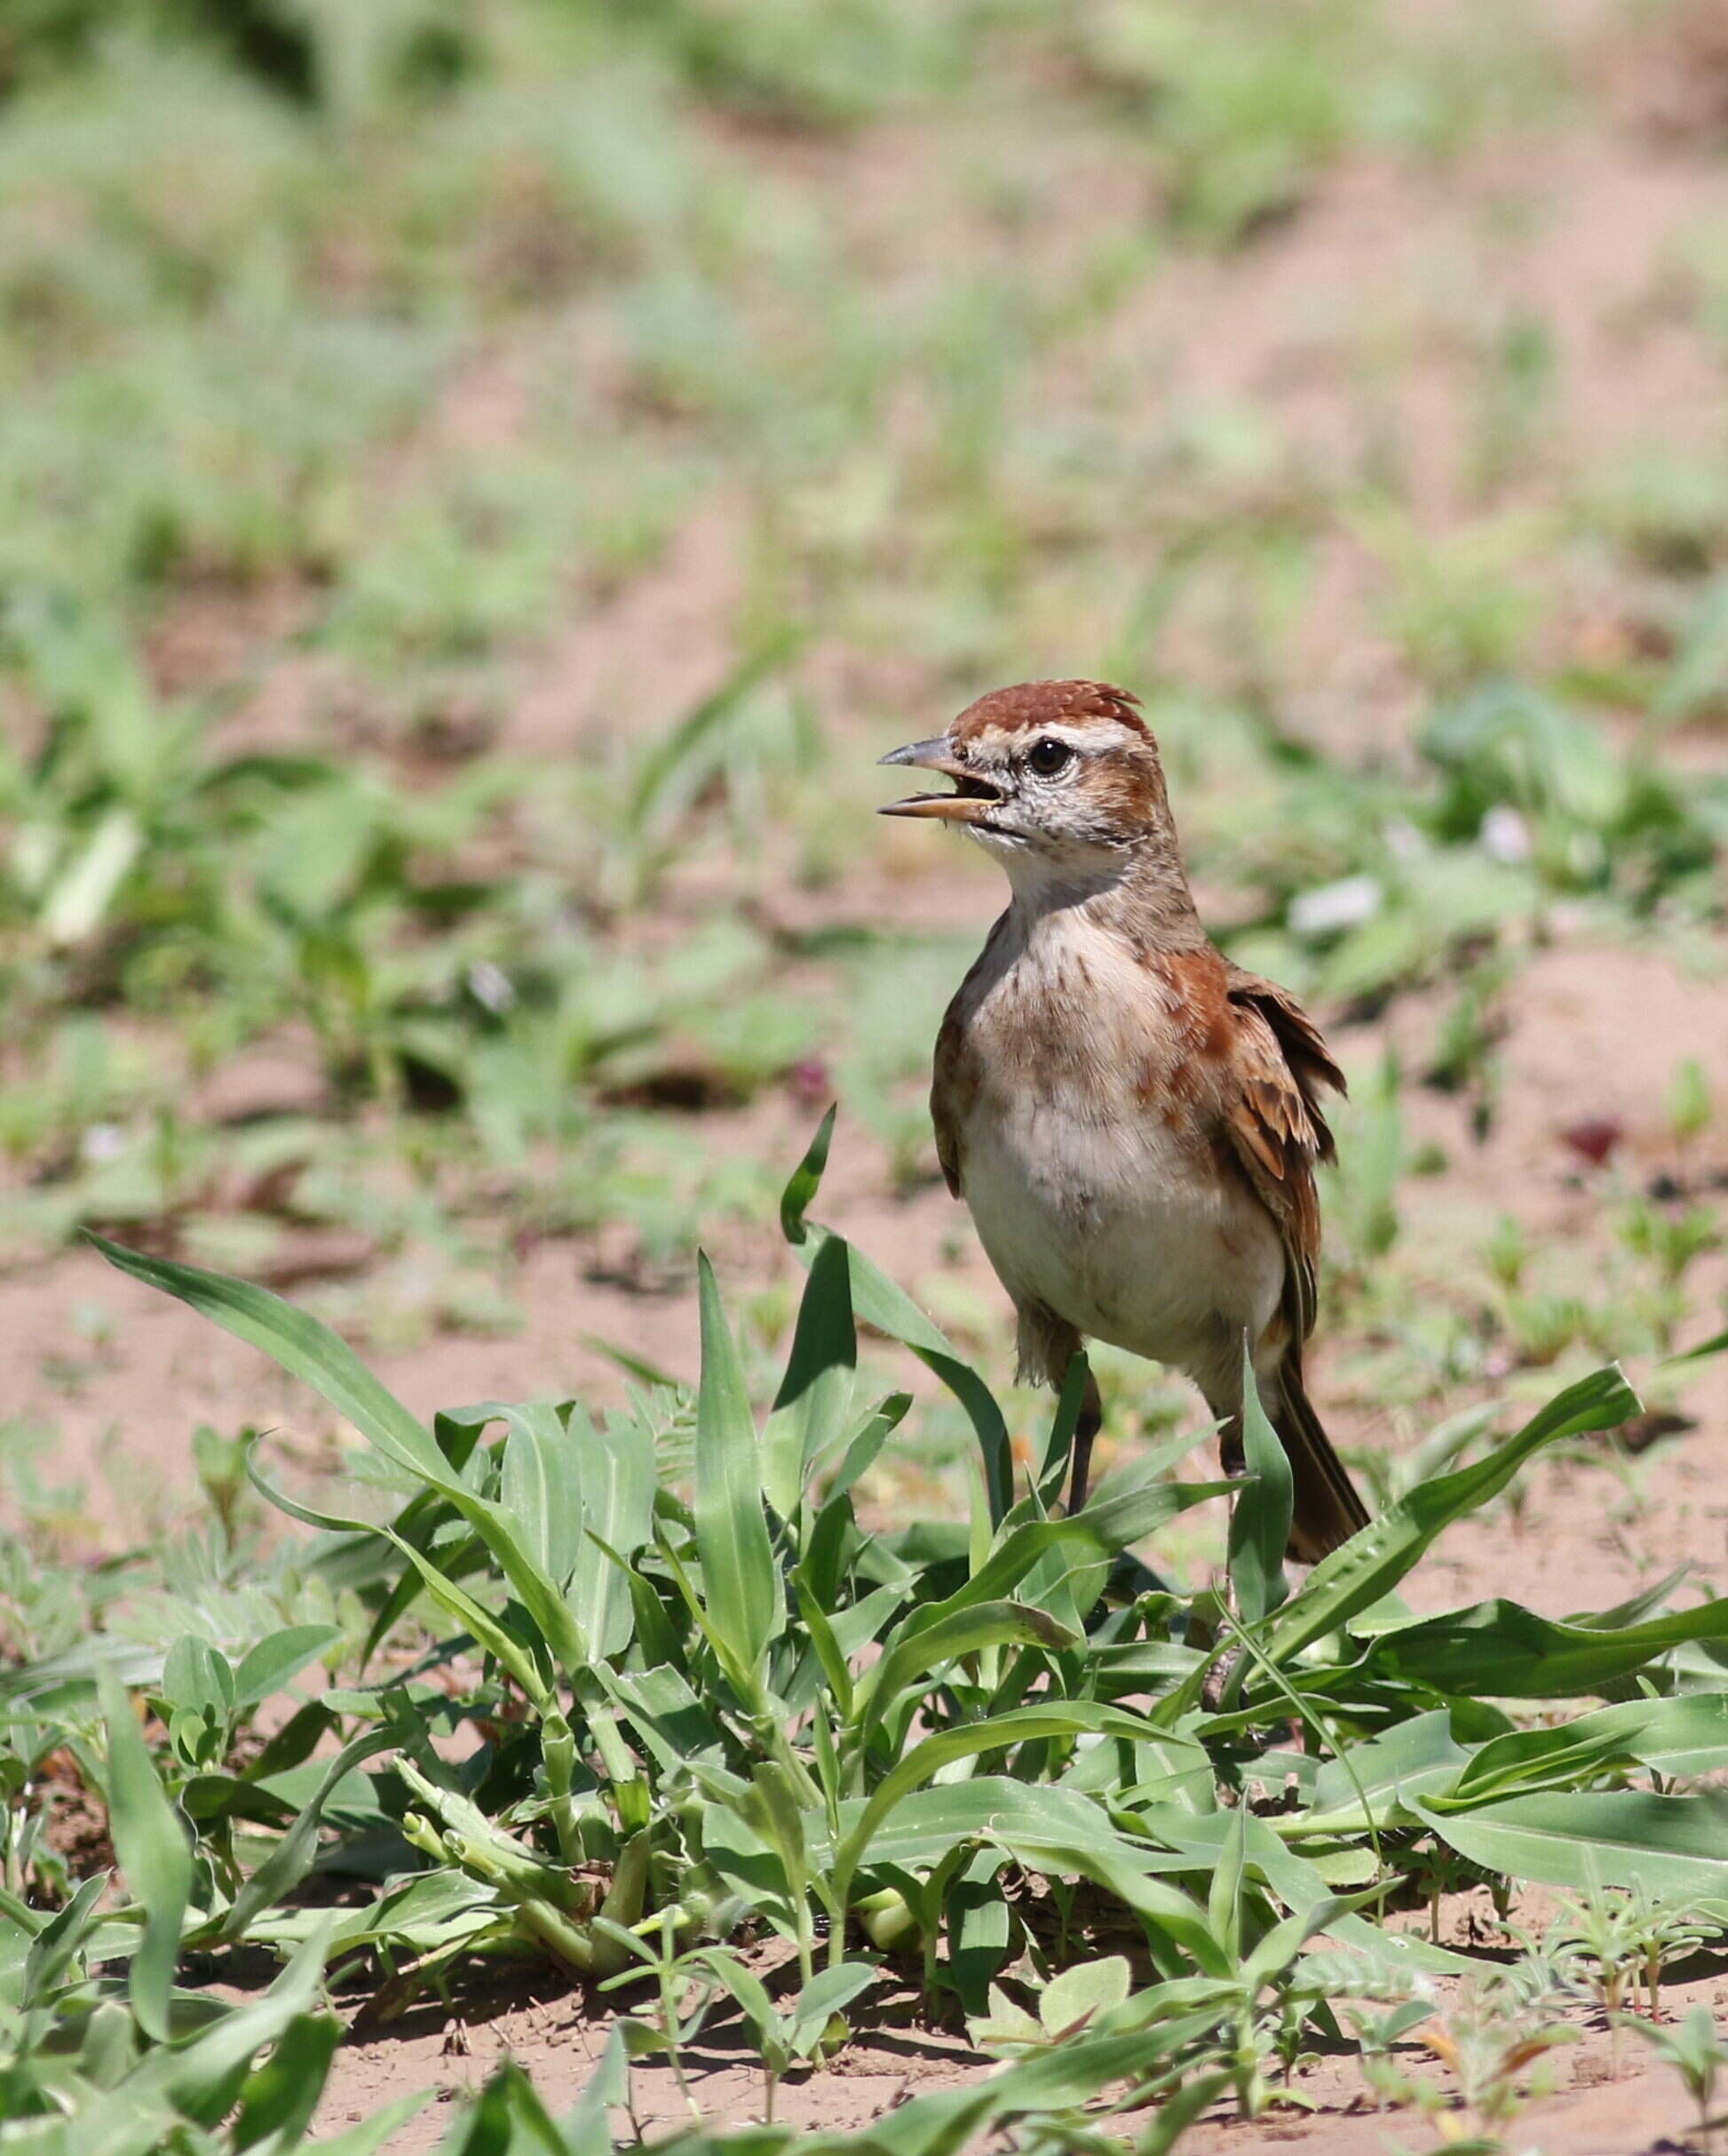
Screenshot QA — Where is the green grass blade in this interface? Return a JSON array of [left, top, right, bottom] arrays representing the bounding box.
[[1446, 1693, 1728, 1805], [498, 1403, 585, 1592], [1226, 1346, 1290, 1622], [569, 1407, 655, 1661], [780, 1105, 836, 1245], [1367, 1595, 1728, 1697], [1412, 1788, 1728, 1898], [902, 1449, 1234, 1637], [761, 1232, 856, 1524], [694, 1252, 783, 1675], [828, 1703, 1170, 1925], [245, 1448, 552, 1707], [793, 1224, 1015, 1526], [90, 1235, 449, 1484], [1289, 1709, 1467, 1835], [1206, 1803, 1247, 1964], [94, 1235, 593, 1676], [857, 1601, 1077, 1756], [225, 1724, 405, 1940], [231, 1626, 342, 1714], [98, 1666, 192, 2043], [1263, 1364, 1639, 1664]]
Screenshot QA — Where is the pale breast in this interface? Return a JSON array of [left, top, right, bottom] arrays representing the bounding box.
[[940, 915, 1284, 1375]]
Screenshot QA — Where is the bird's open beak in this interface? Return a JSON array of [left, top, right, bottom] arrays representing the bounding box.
[[877, 737, 1003, 823]]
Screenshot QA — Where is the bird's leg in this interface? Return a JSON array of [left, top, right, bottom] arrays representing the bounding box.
[[1066, 1366, 1104, 1516]]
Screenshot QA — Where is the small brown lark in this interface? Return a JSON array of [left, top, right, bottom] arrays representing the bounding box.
[[880, 678, 1368, 1559]]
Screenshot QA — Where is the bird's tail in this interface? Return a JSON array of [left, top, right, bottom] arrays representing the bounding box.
[[1273, 1360, 1370, 1563]]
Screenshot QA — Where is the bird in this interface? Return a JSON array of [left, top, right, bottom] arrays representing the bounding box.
[[878, 678, 1369, 1560]]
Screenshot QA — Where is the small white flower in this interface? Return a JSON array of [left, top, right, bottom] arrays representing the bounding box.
[[467, 960, 516, 1013], [80, 1123, 128, 1164], [1290, 874, 1383, 937], [1479, 804, 1532, 865]]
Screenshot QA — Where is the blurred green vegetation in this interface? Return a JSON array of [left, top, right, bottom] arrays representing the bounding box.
[[0, 0, 1724, 1425]]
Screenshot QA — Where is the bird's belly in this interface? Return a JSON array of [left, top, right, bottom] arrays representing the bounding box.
[[959, 1103, 1282, 1368]]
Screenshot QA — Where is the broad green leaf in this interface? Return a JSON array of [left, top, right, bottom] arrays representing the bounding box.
[[1292, 1709, 1468, 1835], [99, 1667, 192, 2042], [498, 1403, 585, 1590], [1445, 1693, 1728, 1806], [695, 1793, 803, 1940], [1208, 1804, 1248, 1963], [1413, 1789, 1728, 1898], [1367, 1596, 1728, 1697], [160, 1637, 234, 1724], [1138, 1803, 1475, 1976], [789, 1961, 877, 2051], [903, 1454, 1235, 1638], [228, 2006, 339, 2147], [1226, 1348, 1290, 1623], [741, 1762, 810, 1908], [948, 1852, 1012, 2015], [761, 1231, 856, 1523], [224, 1720, 406, 1939], [828, 1704, 1172, 1919], [1263, 1365, 1639, 1664], [694, 1252, 782, 1676], [1039, 1955, 1131, 2038], [814, 1777, 1179, 1877], [231, 1625, 342, 1713], [987, 1827, 1226, 1977], [857, 1601, 1078, 1754], [569, 1407, 655, 1661], [824, 1779, 1233, 1978], [971, 1982, 1045, 2053], [792, 1222, 1014, 1526], [694, 1945, 783, 2052]]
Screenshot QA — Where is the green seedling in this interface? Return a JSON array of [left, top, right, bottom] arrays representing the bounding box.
[[0, 1114, 1713, 2156], [1620, 2004, 1728, 2148], [691, 1951, 879, 2122]]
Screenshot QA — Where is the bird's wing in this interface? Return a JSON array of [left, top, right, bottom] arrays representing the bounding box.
[[931, 996, 967, 1198], [1220, 967, 1347, 1341], [1225, 965, 1346, 1158], [930, 916, 1016, 1200]]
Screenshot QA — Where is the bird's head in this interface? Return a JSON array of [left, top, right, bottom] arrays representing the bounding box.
[[879, 679, 1184, 899]]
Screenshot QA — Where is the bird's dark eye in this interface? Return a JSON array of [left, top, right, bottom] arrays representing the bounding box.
[[1026, 736, 1073, 777]]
